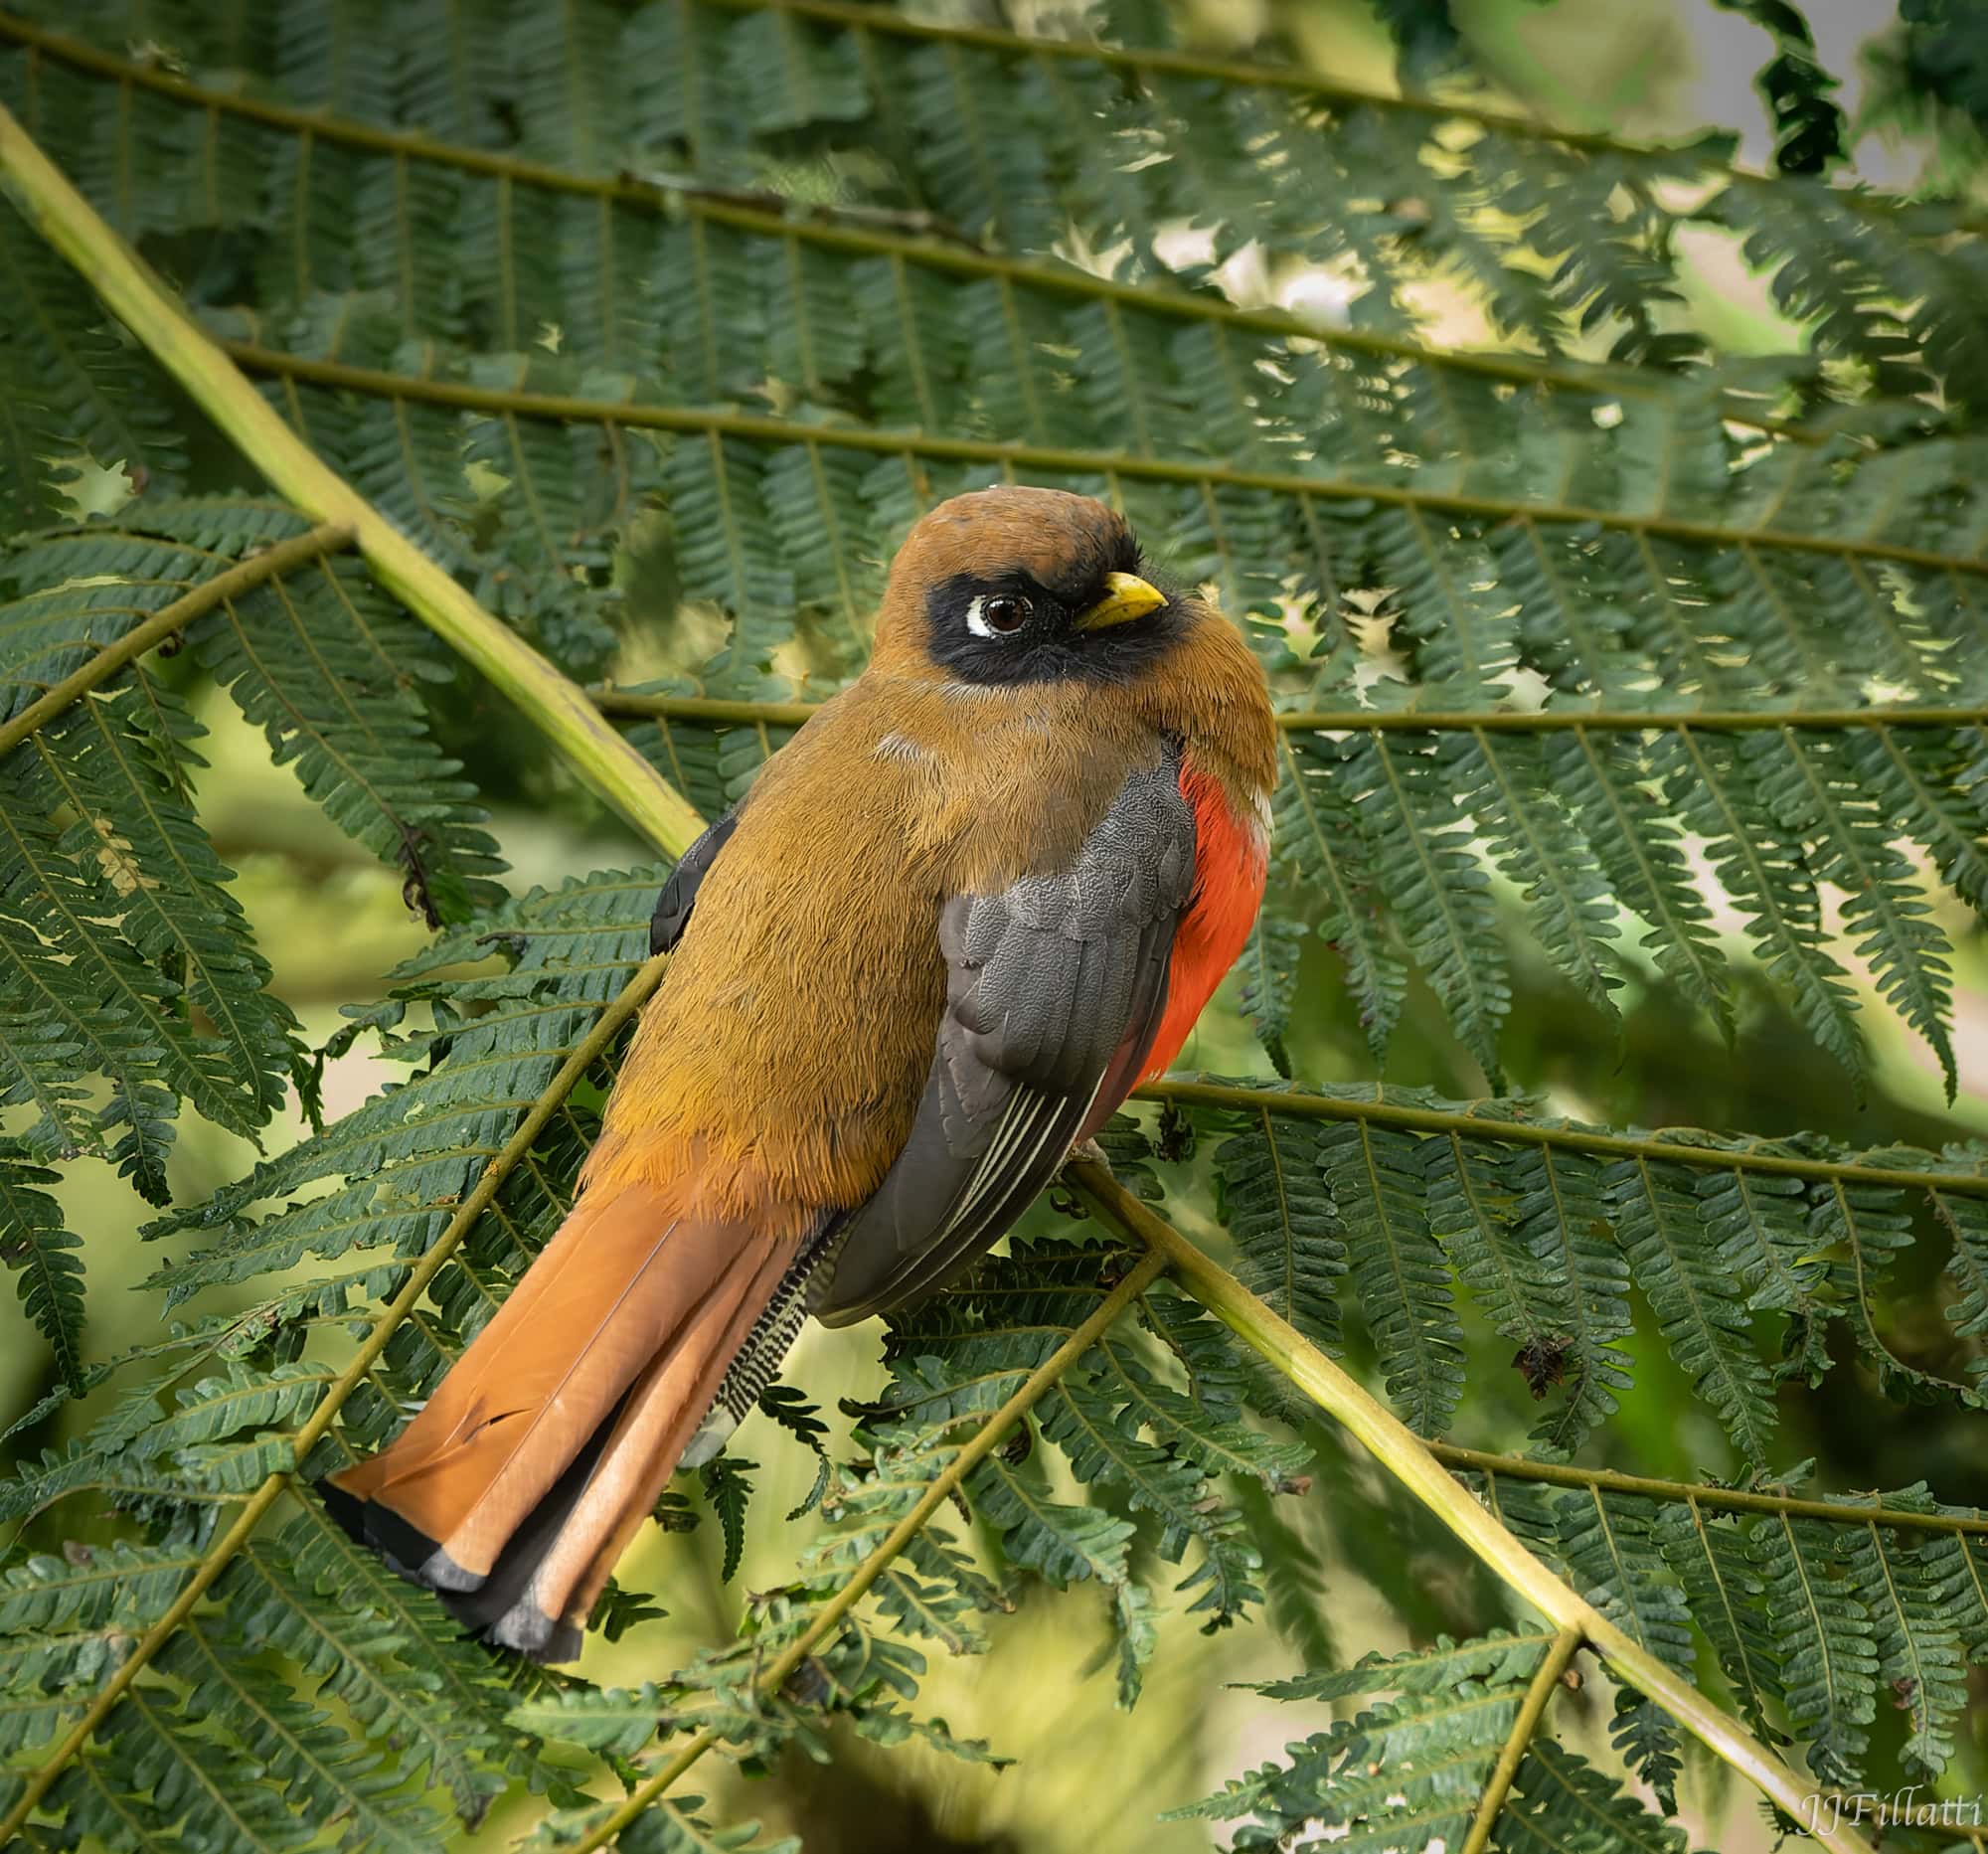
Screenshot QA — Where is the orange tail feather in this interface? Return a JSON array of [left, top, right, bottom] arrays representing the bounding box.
[[323, 1179, 793, 1661]]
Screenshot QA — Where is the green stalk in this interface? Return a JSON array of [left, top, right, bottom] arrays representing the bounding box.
[[1138, 1077, 1988, 1197], [0, 106, 706, 861], [589, 685, 1988, 733], [1068, 1159, 1875, 1854], [1460, 1623, 1585, 1854], [0, 523, 353, 760], [217, 342, 1988, 576], [1426, 1442, 1988, 1536]]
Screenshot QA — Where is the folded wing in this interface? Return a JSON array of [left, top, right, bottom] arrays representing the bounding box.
[[813, 748, 1196, 1326]]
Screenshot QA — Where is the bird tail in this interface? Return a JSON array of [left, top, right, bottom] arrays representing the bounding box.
[[320, 1179, 798, 1662]]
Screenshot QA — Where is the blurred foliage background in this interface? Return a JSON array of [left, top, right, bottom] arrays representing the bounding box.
[[6, 0, 1988, 1848]]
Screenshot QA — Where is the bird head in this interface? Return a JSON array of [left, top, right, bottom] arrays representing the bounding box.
[[871, 486, 1187, 687]]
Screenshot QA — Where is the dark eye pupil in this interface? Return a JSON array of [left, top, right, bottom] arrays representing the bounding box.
[[984, 595, 1029, 633]]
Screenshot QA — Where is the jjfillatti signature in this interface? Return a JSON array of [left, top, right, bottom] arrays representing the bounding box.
[[1801, 1788, 1985, 1836]]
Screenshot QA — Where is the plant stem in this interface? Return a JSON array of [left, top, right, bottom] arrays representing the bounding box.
[[567, 1248, 1169, 1854], [0, 523, 353, 760], [0, 953, 670, 1844], [1427, 1442, 1988, 1536], [1067, 1158, 1876, 1854], [1460, 1623, 1584, 1854], [0, 107, 705, 862], [218, 341, 1988, 577], [1137, 1077, 1988, 1198], [592, 689, 825, 727], [589, 685, 1988, 735]]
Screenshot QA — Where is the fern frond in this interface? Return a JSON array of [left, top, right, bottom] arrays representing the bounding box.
[[86, 1682, 317, 1853], [1746, 729, 1957, 1096], [0, 511, 350, 735], [1235, 909, 1303, 1074], [1655, 727, 1864, 1084], [1500, 1737, 1708, 1854], [278, 1500, 579, 1802], [189, 549, 506, 927], [1424, 1128, 1580, 1389], [1343, 730, 1510, 1084], [0, 746, 260, 1180], [1841, 1517, 1970, 1780], [221, 1533, 507, 1820], [521, 1786, 800, 1854], [1502, 1143, 1632, 1456], [1322, 1117, 1465, 1435], [161, 1619, 442, 1853], [1048, 1367, 1259, 1631], [885, 1244, 1291, 1641], [0, 202, 183, 521], [1545, 728, 1732, 1037], [0, 1544, 199, 1759], [1553, 1490, 1695, 1804], [974, 1455, 1157, 1704], [1214, 1104, 1344, 1355], [0, 1146, 83, 1386], [1271, 733, 1405, 1064], [1256, 1626, 1557, 1700], [1176, 1632, 1553, 1849], [1812, 1177, 1980, 1407], [1754, 1512, 1879, 1788], [1696, 1164, 1831, 1384], [145, 880, 651, 1309], [25, 687, 303, 1121], [1650, 1497, 1784, 1739], [1449, 731, 1626, 1024], [1608, 1157, 1777, 1466]]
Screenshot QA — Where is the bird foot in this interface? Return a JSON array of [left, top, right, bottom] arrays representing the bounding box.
[[1061, 1136, 1112, 1178]]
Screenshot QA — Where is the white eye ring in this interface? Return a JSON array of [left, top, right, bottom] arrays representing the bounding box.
[[965, 592, 1031, 638]]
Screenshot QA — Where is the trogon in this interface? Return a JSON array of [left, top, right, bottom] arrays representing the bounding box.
[[325, 485, 1279, 1660]]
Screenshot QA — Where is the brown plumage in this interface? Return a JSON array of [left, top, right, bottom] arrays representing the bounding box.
[[324, 486, 1278, 1660]]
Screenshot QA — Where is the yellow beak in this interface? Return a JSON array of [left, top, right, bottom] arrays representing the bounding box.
[[1074, 572, 1167, 632]]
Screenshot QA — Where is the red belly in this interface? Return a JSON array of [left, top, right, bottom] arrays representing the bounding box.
[[1140, 760, 1268, 1082]]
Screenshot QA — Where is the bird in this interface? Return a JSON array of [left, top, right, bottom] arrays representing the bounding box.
[[322, 485, 1279, 1662]]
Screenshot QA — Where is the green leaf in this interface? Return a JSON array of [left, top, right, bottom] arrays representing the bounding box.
[[1322, 1118, 1465, 1435], [1754, 1512, 1879, 1788], [1214, 1106, 1345, 1356], [188, 551, 506, 928], [0, 1146, 84, 1386], [1608, 1157, 1777, 1466]]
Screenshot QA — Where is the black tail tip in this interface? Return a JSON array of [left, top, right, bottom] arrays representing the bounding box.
[[316, 1474, 451, 1582], [317, 1475, 370, 1545], [312, 1477, 583, 1665]]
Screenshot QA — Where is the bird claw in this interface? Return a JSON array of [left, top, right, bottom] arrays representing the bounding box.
[[1060, 1136, 1112, 1178]]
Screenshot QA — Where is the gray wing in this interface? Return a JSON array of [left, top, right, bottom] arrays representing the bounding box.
[[650, 809, 739, 955], [811, 750, 1196, 1328]]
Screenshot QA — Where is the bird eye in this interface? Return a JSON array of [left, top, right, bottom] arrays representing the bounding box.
[[965, 592, 1032, 638]]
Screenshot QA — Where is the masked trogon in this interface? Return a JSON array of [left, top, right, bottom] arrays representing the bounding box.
[[324, 486, 1279, 1660]]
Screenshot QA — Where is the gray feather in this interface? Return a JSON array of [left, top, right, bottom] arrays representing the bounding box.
[[682, 1230, 835, 1466], [813, 748, 1196, 1326]]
